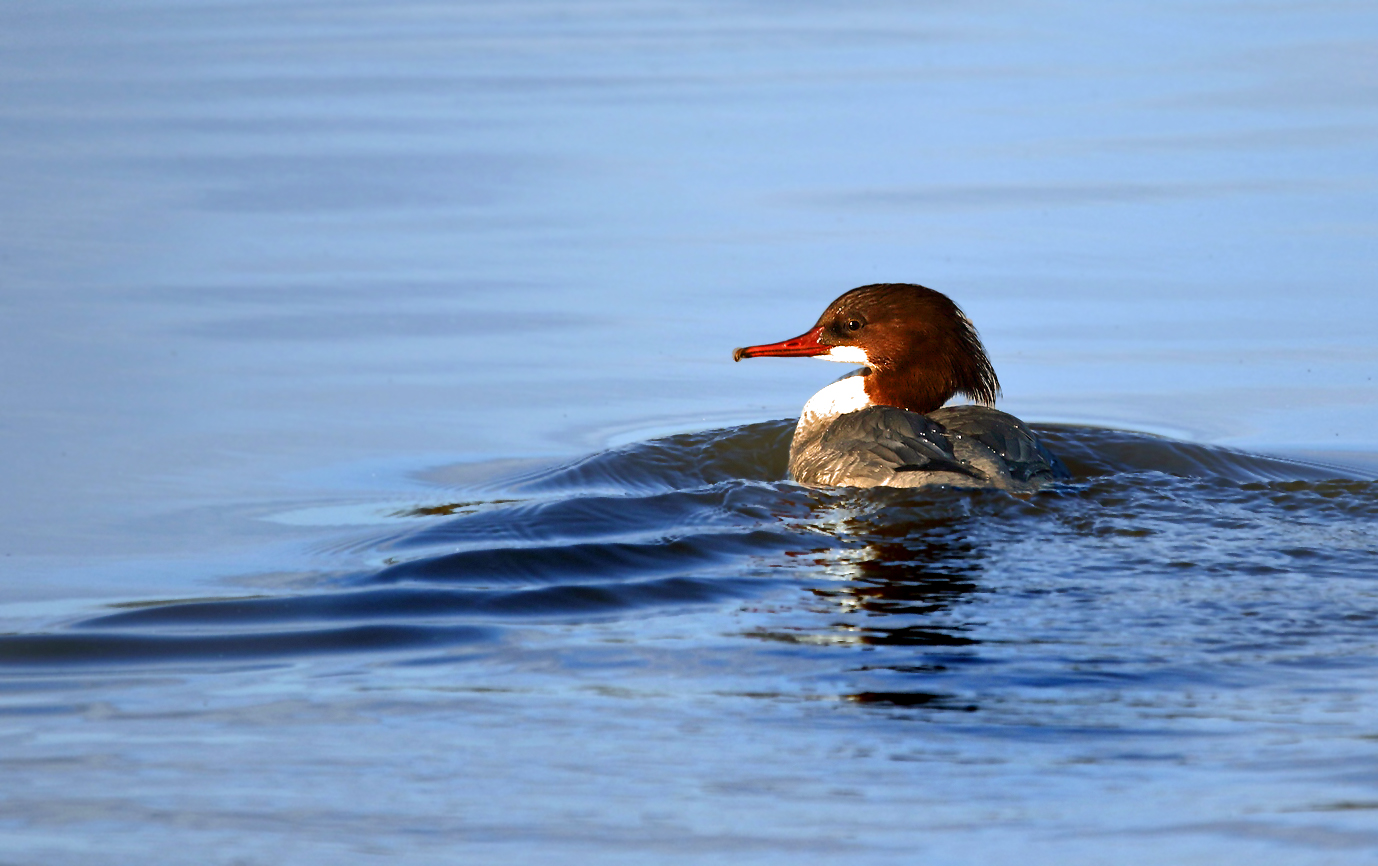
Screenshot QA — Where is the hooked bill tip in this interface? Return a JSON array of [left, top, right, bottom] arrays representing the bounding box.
[[732, 347, 747, 362]]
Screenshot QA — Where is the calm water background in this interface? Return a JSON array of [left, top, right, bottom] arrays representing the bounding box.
[[3, 1, 1378, 863]]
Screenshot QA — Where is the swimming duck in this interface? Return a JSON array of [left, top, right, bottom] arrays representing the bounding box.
[[733, 283, 1069, 492]]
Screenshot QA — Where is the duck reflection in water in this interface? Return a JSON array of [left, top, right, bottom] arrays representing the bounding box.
[[764, 490, 1005, 711]]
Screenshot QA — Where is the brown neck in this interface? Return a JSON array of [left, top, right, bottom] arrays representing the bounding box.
[[861, 365, 954, 414], [859, 331, 999, 414]]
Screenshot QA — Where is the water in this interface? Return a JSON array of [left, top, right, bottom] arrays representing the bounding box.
[[3, 1, 1378, 863]]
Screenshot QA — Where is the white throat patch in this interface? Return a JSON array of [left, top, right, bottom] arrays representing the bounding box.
[[816, 345, 870, 365]]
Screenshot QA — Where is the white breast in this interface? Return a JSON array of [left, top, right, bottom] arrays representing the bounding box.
[[799, 371, 872, 424]]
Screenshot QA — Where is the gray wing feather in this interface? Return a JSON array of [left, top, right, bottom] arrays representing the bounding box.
[[928, 406, 1071, 484], [790, 406, 980, 488], [789, 404, 1069, 491]]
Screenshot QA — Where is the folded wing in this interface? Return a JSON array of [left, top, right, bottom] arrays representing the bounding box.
[[789, 404, 1069, 492]]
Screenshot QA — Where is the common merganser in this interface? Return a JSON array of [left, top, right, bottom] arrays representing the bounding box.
[[733, 283, 1069, 492]]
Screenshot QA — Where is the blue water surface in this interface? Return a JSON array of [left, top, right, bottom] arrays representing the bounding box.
[[2, 1, 1377, 864]]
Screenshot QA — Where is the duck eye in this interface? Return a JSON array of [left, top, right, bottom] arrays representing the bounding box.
[[846, 319, 863, 332]]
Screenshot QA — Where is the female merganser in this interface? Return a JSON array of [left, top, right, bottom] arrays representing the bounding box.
[[733, 283, 1069, 492]]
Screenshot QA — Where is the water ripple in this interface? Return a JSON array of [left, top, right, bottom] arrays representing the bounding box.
[[2, 421, 1373, 691]]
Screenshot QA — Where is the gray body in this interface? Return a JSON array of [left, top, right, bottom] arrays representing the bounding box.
[[789, 404, 1070, 493]]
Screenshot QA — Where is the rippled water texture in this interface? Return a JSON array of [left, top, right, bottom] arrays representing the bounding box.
[[14, 424, 1374, 685], [4, 0, 1378, 863], [6, 426, 1378, 863]]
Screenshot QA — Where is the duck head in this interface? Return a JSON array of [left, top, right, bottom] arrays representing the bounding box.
[[733, 283, 1000, 414]]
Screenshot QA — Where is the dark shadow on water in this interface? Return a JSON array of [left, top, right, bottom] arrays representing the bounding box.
[[1036, 424, 1358, 482], [848, 691, 980, 711], [0, 624, 494, 668]]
